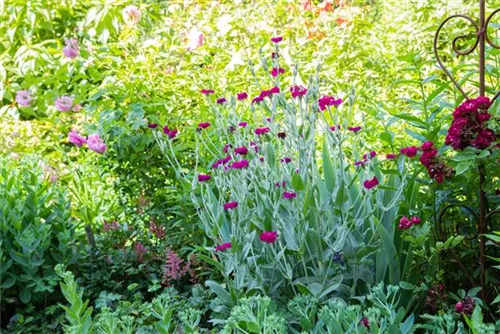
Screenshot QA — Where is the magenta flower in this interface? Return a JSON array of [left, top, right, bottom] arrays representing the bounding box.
[[281, 157, 291, 164], [270, 86, 280, 94], [234, 146, 249, 156], [259, 156, 265, 162], [386, 153, 396, 159], [363, 151, 377, 160], [55, 96, 73, 112], [215, 242, 232, 252], [254, 127, 270, 135], [163, 125, 178, 139], [68, 130, 86, 147], [260, 231, 278, 243], [348, 126, 362, 133], [198, 122, 211, 129], [271, 36, 283, 43], [275, 181, 286, 188], [223, 144, 233, 153], [398, 216, 412, 230], [411, 216, 421, 225], [330, 125, 341, 131], [283, 191, 296, 199], [201, 89, 214, 95], [16, 90, 33, 107], [252, 96, 264, 104], [271, 68, 285, 77], [148, 123, 158, 128], [272, 52, 279, 58], [420, 141, 434, 151], [224, 201, 238, 210], [363, 176, 379, 189], [72, 104, 82, 112], [62, 38, 79, 59], [230, 160, 249, 169], [290, 85, 307, 99], [87, 134, 107, 154], [354, 160, 367, 167], [237, 92, 248, 100], [239, 121, 248, 128], [400, 146, 418, 157], [216, 97, 227, 104], [318, 96, 342, 111], [360, 317, 370, 329], [198, 174, 211, 182]]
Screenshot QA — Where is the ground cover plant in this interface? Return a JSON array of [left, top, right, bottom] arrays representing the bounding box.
[[1, 0, 500, 333]]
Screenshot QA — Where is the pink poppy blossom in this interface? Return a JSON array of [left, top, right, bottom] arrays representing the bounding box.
[[224, 201, 238, 210], [237, 92, 248, 100], [230, 160, 249, 169], [254, 127, 270, 135], [348, 126, 362, 133], [215, 242, 232, 252], [271, 36, 283, 43], [198, 122, 211, 129], [72, 104, 82, 112], [16, 90, 33, 107], [283, 191, 296, 199], [123, 5, 141, 25], [148, 123, 158, 128], [198, 174, 211, 182], [201, 89, 214, 95], [400, 146, 418, 157], [260, 231, 278, 243], [363, 176, 379, 189], [68, 130, 86, 147], [234, 146, 249, 155], [217, 97, 227, 104], [386, 153, 396, 159], [290, 85, 307, 99], [55, 96, 73, 112], [87, 134, 107, 154], [62, 38, 79, 59], [271, 67, 285, 77], [239, 121, 248, 127]]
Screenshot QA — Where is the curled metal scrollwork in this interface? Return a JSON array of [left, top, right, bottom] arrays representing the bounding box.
[[434, 9, 500, 103]]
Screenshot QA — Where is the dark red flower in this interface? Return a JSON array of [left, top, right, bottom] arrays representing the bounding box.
[[271, 36, 283, 43], [260, 231, 278, 243], [224, 201, 238, 210], [201, 89, 214, 95], [237, 92, 248, 100], [363, 176, 379, 189]]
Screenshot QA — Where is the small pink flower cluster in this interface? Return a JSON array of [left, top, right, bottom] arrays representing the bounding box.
[[455, 297, 474, 315], [163, 249, 197, 285], [62, 38, 79, 59], [398, 216, 421, 230], [16, 90, 34, 107], [445, 97, 496, 150], [150, 220, 165, 239], [363, 176, 379, 189], [163, 125, 178, 139], [215, 242, 232, 252], [68, 131, 107, 154], [318, 95, 342, 111], [400, 146, 418, 157], [198, 174, 211, 182], [290, 85, 307, 99], [418, 141, 453, 184], [135, 242, 147, 263], [271, 67, 285, 77], [260, 231, 278, 243], [356, 151, 376, 165], [198, 122, 211, 130], [212, 155, 232, 169], [103, 220, 120, 232], [55, 96, 81, 112], [255, 127, 270, 135], [283, 191, 296, 199], [252, 86, 280, 104], [348, 126, 362, 133]]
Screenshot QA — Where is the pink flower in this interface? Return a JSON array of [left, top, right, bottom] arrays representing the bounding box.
[[283, 191, 296, 199], [281, 157, 291, 164], [201, 89, 214, 95], [420, 141, 434, 151], [198, 174, 211, 182], [254, 127, 270, 135], [354, 160, 367, 166], [363, 176, 379, 189], [123, 5, 141, 25], [270, 86, 280, 94], [290, 85, 307, 99], [234, 146, 249, 155], [230, 160, 249, 169], [271, 68, 285, 77], [224, 201, 238, 210], [400, 146, 418, 157], [260, 231, 278, 243], [252, 96, 264, 104], [237, 92, 248, 100], [217, 97, 227, 104], [148, 123, 158, 128], [215, 242, 232, 252], [198, 122, 211, 129], [72, 104, 82, 112], [275, 181, 286, 188], [348, 126, 362, 133], [360, 317, 370, 328], [87, 134, 107, 154], [318, 96, 342, 111], [55, 96, 73, 112], [386, 153, 396, 159], [163, 125, 178, 139], [363, 151, 377, 160], [135, 242, 147, 263], [330, 125, 341, 131], [62, 38, 79, 59], [398, 216, 412, 230], [271, 36, 283, 43], [187, 29, 204, 50], [16, 90, 33, 107], [223, 144, 232, 153], [68, 130, 86, 147], [239, 121, 248, 127], [411, 216, 421, 225], [259, 156, 265, 162]]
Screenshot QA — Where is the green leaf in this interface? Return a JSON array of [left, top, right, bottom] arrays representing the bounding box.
[[291, 174, 305, 191], [377, 222, 400, 285], [205, 280, 232, 306], [455, 161, 473, 175], [20, 288, 32, 304]]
